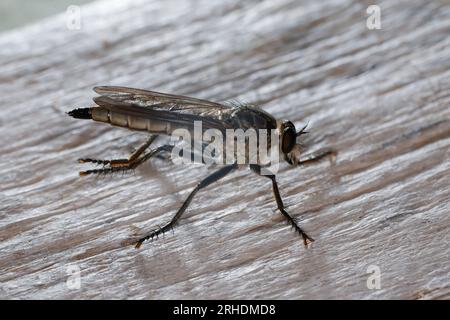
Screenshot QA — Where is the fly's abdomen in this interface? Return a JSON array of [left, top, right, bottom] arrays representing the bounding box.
[[70, 107, 173, 134], [95, 107, 172, 133]]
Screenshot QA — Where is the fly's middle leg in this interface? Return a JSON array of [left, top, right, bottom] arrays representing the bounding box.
[[250, 164, 314, 246], [134, 163, 237, 249]]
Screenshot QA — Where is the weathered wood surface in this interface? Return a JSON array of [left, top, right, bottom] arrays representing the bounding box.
[[1, 0, 449, 299]]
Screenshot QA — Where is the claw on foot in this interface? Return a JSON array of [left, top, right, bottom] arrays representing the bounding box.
[[327, 149, 338, 164], [301, 233, 314, 246], [79, 171, 89, 176], [134, 240, 144, 249]]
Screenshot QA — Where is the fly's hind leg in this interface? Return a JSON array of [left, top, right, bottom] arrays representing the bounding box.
[[78, 136, 157, 176], [78, 140, 208, 176], [79, 135, 156, 167], [134, 163, 237, 249], [79, 144, 175, 176]]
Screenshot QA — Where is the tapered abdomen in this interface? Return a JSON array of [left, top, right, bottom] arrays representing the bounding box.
[[70, 106, 186, 135]]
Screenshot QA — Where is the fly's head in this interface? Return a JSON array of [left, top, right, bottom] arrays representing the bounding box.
[[280, 120, 308, 165]]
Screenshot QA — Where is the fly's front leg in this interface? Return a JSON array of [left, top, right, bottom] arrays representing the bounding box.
[[135, 163, 237, 249], [298, 148, 337, 166], [78, 135, 157, 176], [250, 164, 314, 246]]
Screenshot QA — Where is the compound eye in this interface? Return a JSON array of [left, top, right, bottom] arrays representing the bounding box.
[[282, 127, 296, 153]]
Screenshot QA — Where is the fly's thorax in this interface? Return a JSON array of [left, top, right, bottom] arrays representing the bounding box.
[[226, 105, 278, 131], [202, 125, 279, 166], [215, 105, 278, 165]]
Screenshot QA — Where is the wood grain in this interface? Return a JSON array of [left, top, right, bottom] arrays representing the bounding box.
[[0, 0, 449, 299]]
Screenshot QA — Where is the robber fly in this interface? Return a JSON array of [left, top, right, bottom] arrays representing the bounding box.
[[68, 86, 336, 248]]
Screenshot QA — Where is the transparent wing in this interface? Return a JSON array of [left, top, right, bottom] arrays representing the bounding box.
[[92, 86, 233, 130], [94, 86, 228, 110]]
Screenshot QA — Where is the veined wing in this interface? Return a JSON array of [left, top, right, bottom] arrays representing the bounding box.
[[94, 86, 228, 112], [94, 86, 232, 130], [92, 86, 233, 131]]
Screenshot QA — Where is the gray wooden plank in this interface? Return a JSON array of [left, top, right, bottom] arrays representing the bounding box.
[[0, 0, 449, 299]]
